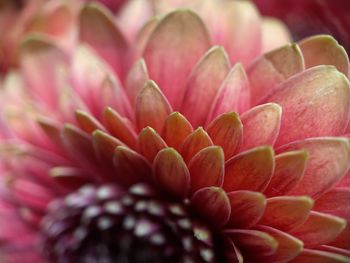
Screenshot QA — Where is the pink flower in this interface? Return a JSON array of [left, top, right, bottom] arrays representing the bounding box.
[[0, 1, 350, 262]]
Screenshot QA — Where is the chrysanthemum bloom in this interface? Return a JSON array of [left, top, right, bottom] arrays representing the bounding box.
[[1, 1, 350, 262]]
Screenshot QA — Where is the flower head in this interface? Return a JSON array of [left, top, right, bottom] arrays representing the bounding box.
[[1, 1, 350, 262]]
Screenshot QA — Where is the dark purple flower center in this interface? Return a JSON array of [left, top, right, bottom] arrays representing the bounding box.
[[41, 184, 218, 263]]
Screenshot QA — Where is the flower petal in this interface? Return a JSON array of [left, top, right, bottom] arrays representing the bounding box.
[[255, 225, 303, 263], [264, 150, 308, 197], [79, 3, 128, 79], [181, 46, 230, 127], [181, 127, 213, 164], [299, 35, 349, 76], [143, 9, 211, 108], [240, 103, 281, 151], [137, 127, 167, 162], [113, 146, 152, 186], [207, 112, 242, 159], [188, 146, 224, 193], [277, 138, 350, 199], [125, 59, 149, 106], [162, 112, 193, 152], [227, 190, 266, 228], [75, 110, 104, 134], [314, 188, 350, 219], [289, 211, 347, 248], [224, 229, 278, 256], [153, 148, 190, 199], [265, 66, 350, 146], [248, 43, 304, 105], [103, 107, 137, 149], [290, 249, 350, 263], [135, 80, 172, 133], [207, 64, 250, 122], [261, 18, 291, 53], [224, 146, 274, 192], [259, 196, 314, 231], [191, 187, 230, 228]]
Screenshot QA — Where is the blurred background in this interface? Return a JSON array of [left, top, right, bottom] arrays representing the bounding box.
[[253, 0, 350, 52]]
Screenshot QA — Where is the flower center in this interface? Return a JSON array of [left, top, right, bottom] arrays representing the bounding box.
[[41, 184, 218, 263]]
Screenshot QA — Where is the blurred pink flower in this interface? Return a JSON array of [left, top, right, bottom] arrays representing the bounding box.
[[0, 1, 350, 262], [253, 0, 350, 52]]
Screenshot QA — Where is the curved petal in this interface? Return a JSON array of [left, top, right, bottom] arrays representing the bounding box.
[[277, 138, 350, 199], [290, 249, 350, 263], [153, 148, 190, 199], [265, 66, 350, 147], [224, 146, 275, 192], [137, 127, 167, 162], [143, 9, 211, 108]]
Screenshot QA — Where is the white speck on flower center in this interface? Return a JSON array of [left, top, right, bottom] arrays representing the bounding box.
[[123, 215, 136, 230], [134, 219, 155, 237], [104, 201, 123, 215]]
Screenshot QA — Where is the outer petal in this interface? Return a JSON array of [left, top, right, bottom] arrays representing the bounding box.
[[191, 187, 230, 228], [79, 3, 128, 79], [265, 66, 350, 146], [259, 196, 314, 231], [289, 211, 347, 248], [125, 59, 149, 106], [277, 138, 350, 199], [153, 148, 190, 199], [261, 18, 291, 53], [223, 146, 274, 192], [143, 9, 211, 109], [264, 150, 308, 197], [240, 103, 281, 151], [299, 35, 350, 76], [181, 46, 230, 127], [290, 249, 350, 263], [255, 225, 303, 263], [248, 43, 304, 105]]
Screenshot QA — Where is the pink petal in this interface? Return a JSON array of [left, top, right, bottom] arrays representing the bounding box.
[[135, 80, 172, 133], [79, 3, 128, 79], [299, 35, 350, 76], [289, 211, 347, 248], [191, 187, 230, 228], [125, 59, 149, 106], [181, 46, 230, 127], [103, 107, 137, 149], [137, 127, 167, 162], [143, 9, 211, 109], [290, 249, 350, 263], [180, 127, 213, 164], [162, 112, 193, 152], [264, 66, 350, 146], [227, 190, 266, 228], [247, 43, 304, 105], [207, 64, 250, 122], [113, 146, 152, 186], [224, 229, 278, 256], [223, 146, 275, 192], [314, 188, 350, 219], [207, 112, 242, 159], [188, 146, 224, 193], [259, 196, 314, 231], [255, 225, 303, 263], [75, 110, 105, 134], [153, 148, 190, 199], [240, 103, 282, 151], [277, 138, 350, 199], [264, 150, 308, 197]]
